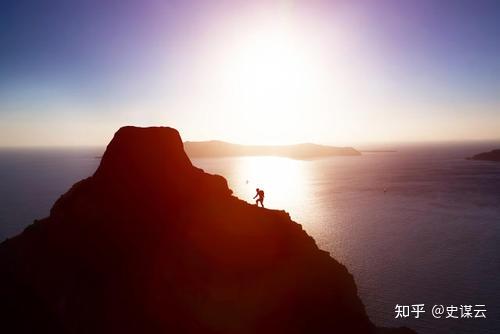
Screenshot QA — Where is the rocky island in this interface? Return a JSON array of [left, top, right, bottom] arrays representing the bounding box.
[[467, 149, 500, 162], [184, 140, 360, 159], [0, 126, 414, 334]]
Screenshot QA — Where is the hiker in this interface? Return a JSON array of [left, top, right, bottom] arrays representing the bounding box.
[[253, 188, 265, 208]]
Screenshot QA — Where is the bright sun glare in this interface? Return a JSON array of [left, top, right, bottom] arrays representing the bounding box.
[[233, 156, 310, 211], [223, 26, 325, 105], [182, 13, 358, 145], [218, 21, 330, 134]]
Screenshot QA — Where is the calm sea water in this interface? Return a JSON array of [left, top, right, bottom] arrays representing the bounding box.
[[1, 143, 499, 334]]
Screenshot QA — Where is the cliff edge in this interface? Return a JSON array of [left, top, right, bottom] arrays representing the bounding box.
[[0, 126, 414, 334]]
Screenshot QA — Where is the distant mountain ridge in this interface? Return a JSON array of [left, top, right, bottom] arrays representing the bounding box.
[[184, 140, 360, 159]]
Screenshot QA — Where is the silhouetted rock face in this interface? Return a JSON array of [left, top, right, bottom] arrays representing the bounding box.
[[0, 126, 415, 334], [468, 149, 500, 162]]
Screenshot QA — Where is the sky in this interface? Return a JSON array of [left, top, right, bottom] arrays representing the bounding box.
[[0, 0, 499, 146]]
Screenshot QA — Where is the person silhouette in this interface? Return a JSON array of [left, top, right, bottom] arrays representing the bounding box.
[[253, 188, 265, 207]]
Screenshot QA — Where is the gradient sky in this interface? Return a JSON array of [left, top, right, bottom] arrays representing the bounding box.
[[0, 0, 499, 146]]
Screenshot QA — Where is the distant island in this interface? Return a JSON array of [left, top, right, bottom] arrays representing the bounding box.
[[360, 150, 397, 153], [467, 149, 500, 162], [184, 140, 361, 159]]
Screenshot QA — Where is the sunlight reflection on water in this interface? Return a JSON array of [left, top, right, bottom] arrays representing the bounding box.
[[229, 156, 310, 210]]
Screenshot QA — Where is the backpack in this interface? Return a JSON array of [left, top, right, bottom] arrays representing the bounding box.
[[259, 190, 265, 197]]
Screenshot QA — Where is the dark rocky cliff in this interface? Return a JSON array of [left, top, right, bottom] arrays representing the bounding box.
[[0, 126, 415, 334]]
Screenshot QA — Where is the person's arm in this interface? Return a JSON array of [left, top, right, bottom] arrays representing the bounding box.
[[253, 193, 257, 199]]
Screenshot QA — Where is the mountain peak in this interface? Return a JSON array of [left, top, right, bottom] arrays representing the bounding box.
[[95, 126, 192, 181]]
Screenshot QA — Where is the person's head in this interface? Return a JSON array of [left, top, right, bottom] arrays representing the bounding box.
[[256, 188, 259, 192]]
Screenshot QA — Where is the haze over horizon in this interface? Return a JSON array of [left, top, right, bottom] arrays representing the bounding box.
[[1, 0, 499, 147]]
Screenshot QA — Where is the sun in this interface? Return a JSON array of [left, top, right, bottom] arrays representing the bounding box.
[[220, 21, 328, 125], [223, 26, 320, 100], [184, 15, 338, 144], [171, 11, 367, 145]]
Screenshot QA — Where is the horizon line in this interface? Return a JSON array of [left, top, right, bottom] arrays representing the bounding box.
[[2, 137, 500, 150]]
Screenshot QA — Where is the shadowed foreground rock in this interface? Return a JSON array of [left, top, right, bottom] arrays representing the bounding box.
[[0, 126, 415, 334]]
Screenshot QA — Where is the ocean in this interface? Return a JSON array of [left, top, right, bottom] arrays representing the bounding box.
[[1, 143, 499, 334]]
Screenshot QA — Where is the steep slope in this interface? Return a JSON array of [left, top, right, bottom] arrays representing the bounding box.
[[0, 126, 414, 334]]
